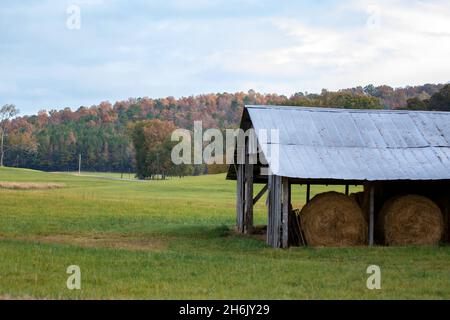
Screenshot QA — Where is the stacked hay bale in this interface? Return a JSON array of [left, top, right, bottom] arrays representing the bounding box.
[[300, 192, 367, 247], [377, 195, 444, 246]]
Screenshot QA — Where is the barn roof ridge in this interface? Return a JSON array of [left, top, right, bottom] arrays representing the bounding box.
[[245, 104, 450, 115]]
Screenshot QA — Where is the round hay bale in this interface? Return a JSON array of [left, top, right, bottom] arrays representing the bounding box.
[[300, 192, 368, 247], [378, 195, 444, 246]]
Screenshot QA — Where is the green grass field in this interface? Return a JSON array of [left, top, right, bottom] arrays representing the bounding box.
[[0, 167, 449, 299]]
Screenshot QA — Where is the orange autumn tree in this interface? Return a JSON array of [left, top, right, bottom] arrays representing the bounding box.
[[131, 119, 178, 179]]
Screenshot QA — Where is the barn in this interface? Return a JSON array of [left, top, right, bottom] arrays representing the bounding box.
[[227, 105, 450, 248]]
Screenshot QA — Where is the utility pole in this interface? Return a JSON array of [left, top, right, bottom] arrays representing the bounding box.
[[78, 154, 81, 174]]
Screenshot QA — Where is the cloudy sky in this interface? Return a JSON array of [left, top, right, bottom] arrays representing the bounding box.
[[1, 0, 450, 115]]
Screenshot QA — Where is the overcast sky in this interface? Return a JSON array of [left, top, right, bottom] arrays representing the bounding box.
[[1, 0, 450, 115]]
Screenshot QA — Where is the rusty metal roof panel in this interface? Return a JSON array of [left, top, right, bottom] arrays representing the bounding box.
[[246, 105, 450, 181]]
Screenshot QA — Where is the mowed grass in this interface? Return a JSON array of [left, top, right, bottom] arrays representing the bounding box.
[[0, 167, 449, 299]]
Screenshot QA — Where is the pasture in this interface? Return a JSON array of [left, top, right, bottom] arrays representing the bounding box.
[[0, 167, 449, 299]]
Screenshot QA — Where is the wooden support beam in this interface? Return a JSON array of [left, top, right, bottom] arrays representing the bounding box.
[[361, 183, 376, 245], [281, 177, 290, 248], [253, 184, 268, 205], [267, 175, 273, 247], [244, 162, 253, 234], [236, 132, 246, 234], [345, 184, 349, 196], [369, 185, 375, 246], [243, 135, 254, 234], [267, 175, 282, 248], [236, 164, 245, 233], [306, 184, 311, 203], [274, 175, 282, 248]]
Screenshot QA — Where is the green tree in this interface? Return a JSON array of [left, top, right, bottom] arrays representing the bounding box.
[[406, 97, 429, 110], [0, 104, 19, 167], [429, 84, 450, 111], [131, 119, 177, 179]]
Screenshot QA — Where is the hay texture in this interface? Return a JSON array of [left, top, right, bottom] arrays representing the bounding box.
[[300, 192, 367, 247], [378, 195, 444, 246]]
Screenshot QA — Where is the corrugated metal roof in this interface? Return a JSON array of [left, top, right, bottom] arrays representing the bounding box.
[[244, 105, 450, 181]]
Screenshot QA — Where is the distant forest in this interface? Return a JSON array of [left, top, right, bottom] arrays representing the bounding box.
[[1, 83, 448, 174]]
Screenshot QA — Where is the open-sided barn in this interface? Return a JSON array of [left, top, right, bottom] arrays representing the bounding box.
[[227, 105, 450, 248]]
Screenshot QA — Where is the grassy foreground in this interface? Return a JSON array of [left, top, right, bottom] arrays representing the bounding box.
[[0, 167, 449, 299]]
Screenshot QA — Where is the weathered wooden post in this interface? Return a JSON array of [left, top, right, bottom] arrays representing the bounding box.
[[306, 184, 311, 203], [266, 175, 291, 248], [244, 137, 254, 234], [281, 177, 290, 248], [362, 183, 375, 246], [267, 175, 282, 247], [236, 133, 256, 234], [236, 163, 245, 233], [235, 134, 245, 233], [267, 175, 273, 246]]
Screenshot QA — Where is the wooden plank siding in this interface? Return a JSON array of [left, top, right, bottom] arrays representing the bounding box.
[[281, 177, 290, 248], [244, 161, 254, 234], [266, 175, 274, 246], [236, 164, 245, 233], [267, 175, 283, 248]]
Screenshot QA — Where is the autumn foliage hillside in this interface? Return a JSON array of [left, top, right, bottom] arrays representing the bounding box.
[[2, 84, 446, 173]]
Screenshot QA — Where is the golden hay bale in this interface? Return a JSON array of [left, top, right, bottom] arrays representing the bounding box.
[[300, 192, 368, 247], [378, 195, 444, 246]]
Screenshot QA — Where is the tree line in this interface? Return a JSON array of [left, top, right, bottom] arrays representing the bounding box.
[[1, 83, 448, 178], [405, 84, 450, 111]]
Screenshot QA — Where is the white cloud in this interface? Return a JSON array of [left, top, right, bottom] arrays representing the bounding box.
[[203, 0, 450, 92], [1, 0, 449, 113]]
